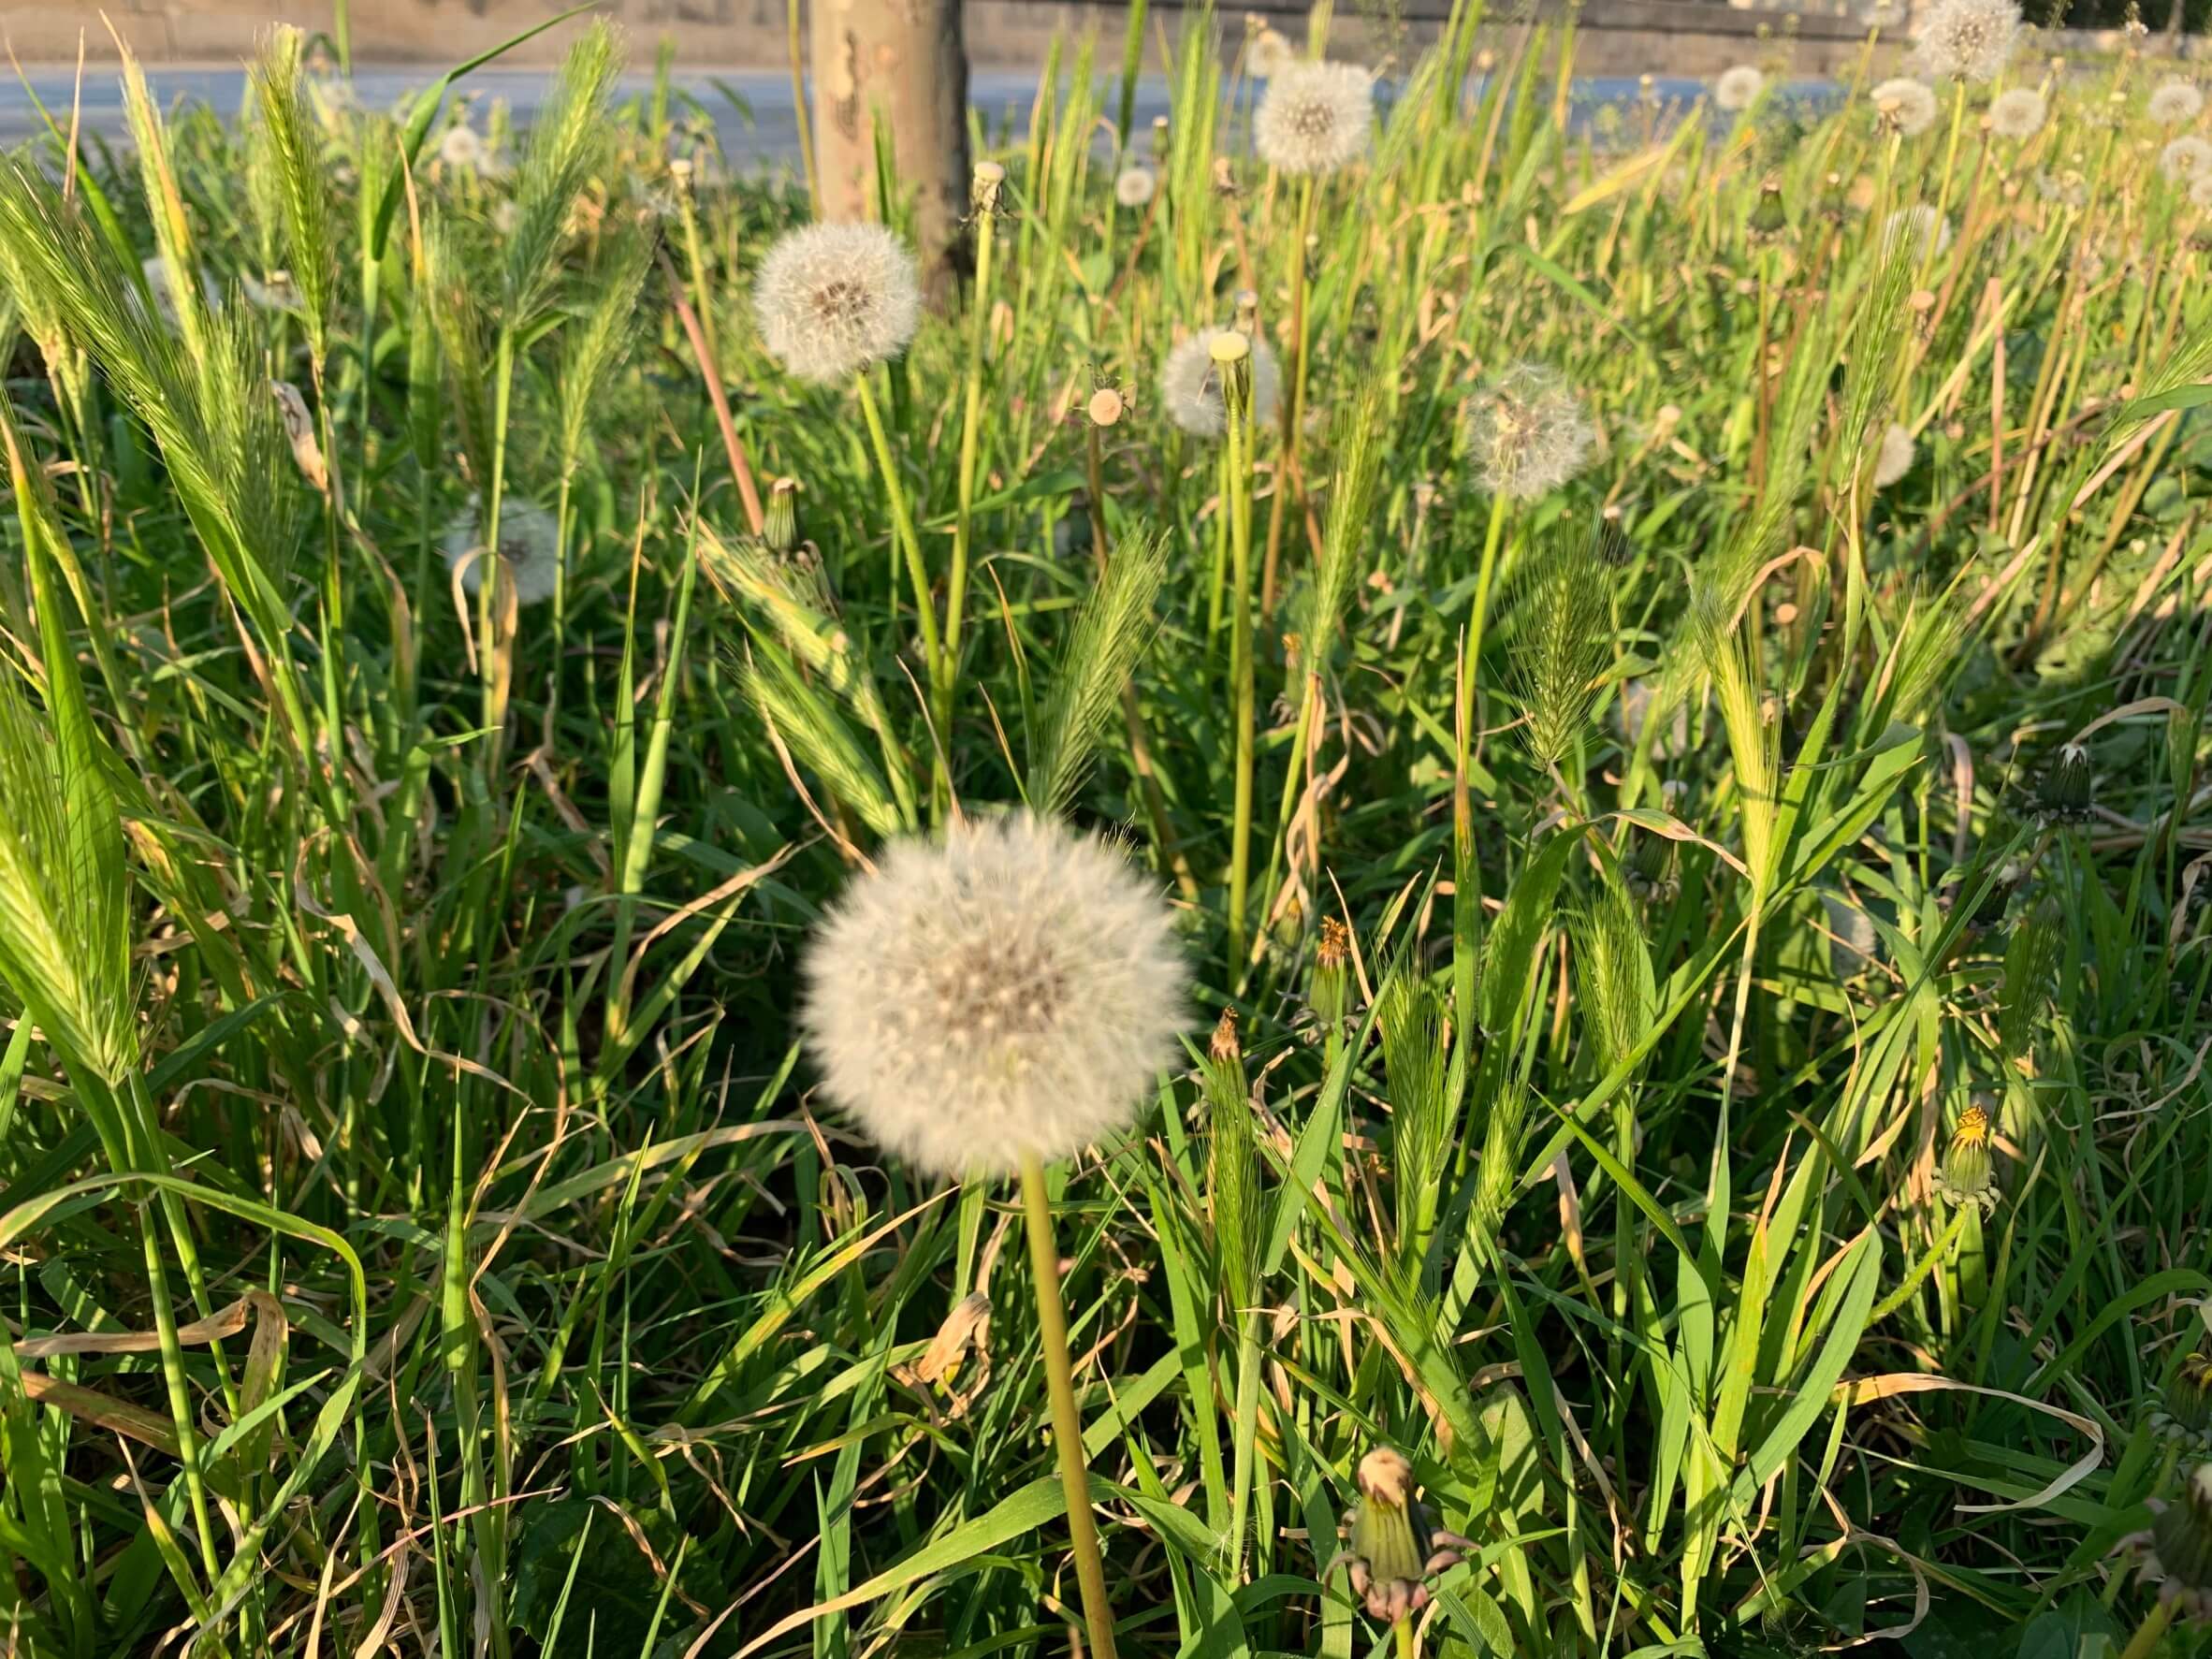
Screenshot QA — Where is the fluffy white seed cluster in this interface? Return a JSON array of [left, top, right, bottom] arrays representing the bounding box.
[[1464, 362, 1596, 502], [1714, 65, 1765, 113], [1882, 203, 1955, 257], [2149, 79, 2205, 128], [1115, 165, 1157, 209], [1988, 87, 2047, 139], [751, 222, 924, 386], [1254, 61, 1375, 175], [1872, 77, 1941, 136], [1248, 27, 1295, 80], [1872, 422, 1915, 487], [1160, 326, 1282, 437], [442, 497, 562, 607], [2164, 136, 2212, 183], [438, 123, 485, 172], [799, 811, 1188, 1180], [2193, 173, 2212, 211], [1913, 0, 2019, 82]]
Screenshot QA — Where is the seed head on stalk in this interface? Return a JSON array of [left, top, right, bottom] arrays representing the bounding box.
[[1989, 87, 2047, 138], [1463, 362, 1595, 502], [751, 221, 924, 386], [1714, 65, 1765, 113], [1914, 0, 2020, 83], [1161, 326, 1280, 437], [1872, 77, 1941, 136], [2150, 79, 2205, 127], [1254, 60, 1375, 175]]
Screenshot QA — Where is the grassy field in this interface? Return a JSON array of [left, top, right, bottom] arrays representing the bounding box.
[[0, 5, 2207, 1654]]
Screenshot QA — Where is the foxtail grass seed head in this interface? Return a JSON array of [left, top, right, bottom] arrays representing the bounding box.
[[438, 122, 486, 172], [1114, 165, 1157, 209], [1873, 421, 1916, 487], [1255, 61, 1375, 175], [752, 221, 923, 386], [1873, 77, 1942, 136], [968, 159, 1005, 215], [444, 496, 562, 607], [799, 811, 1188, 1181], [1331, 1448, 1474, 1625], [1161, 326, 1280, 437], [2037, 740, 2095, 823], [1311, 916, 1352, 1028], [2162, 137, 2212, 184], [1933, 1103, 2000, 1213], [1989, 86, 2047, 138], [1714, 65, 1765, 112], [764, 476, 802, 556], [1914, 0, 2020, 82], [2120, 1464, 2212, 1623], [2155, 1354, 2212, 1456], [2151, 79, 2206, 127], [1882, 203, 1956, 257], [1465, 362, 1596, 502], [1248, 25, 1295, 79]]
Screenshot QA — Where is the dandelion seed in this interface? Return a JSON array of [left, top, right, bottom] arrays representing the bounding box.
[[1114, 165, 1157, 209], [799, 811, 1189, 1181], [2150, 79, 2206, 127], [1914, 0, 2020, 83], [1988, 87, 2047, 138], [1882, 203, 1955, 256], [1873, 76, 1942, 136], [1254, 61, 1375, 175], [438, 123, 485, 171], [1714, 65, 1765, 113], [2117, 1463, 2212, 1622], [1248, 25, 1295, 79], [1872, 421, 1915, 487], [1160, 326, 1281, 438], [443, 495, 561, 607], [1463, 362, 1595, 502], [2162, 136, 2212, 183], [751, 221, 924, 386]]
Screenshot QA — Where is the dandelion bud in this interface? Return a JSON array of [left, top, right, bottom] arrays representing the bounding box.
[[1933, 1103, 1999, 1212], [1748, 174, 1789, 238], [1311, 917, 1351, 1029], [2122, 1464, 2212, 1621], [969, 159, 1006, 217], [2158, 1354, 2212, 1452], [2037, 741, 2095, 825], [1151, 115, 1170, 159], [1329, 1448, 1474, 1625], [764, 476, 802, 556]]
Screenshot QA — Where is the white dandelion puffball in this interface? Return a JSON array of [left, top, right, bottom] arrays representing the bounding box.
[[1464, 362, 1596, 502], [800, 811, 1189, 1180], [1254, 60, 1375, 175], [1872, 422, 1915, 487], [2149, 79, 2205, 128], [1882, 203, 1955, 257], [2163, 136, 2212, 183], [438, 123, 485, 171], [1114, 165, 1157, 209], [2036, 167, 2087, 207], [443, 496, 561, 607], [2193, 173, 2212, 211], [1914, 0, 2019, 83], [752, 221, 924, 386], [1988, 87, 2046, 139], [1160, 326, 1282, 438], [1872, 77, 1941, 137], [1248, 26, 1295, 80], [1714, 65, 1765, 114]]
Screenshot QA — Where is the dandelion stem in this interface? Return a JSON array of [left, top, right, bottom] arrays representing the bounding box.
[[1260, 175, 1317, 620], [940, 183, 997, 753], [1018, 1150, 1120, 1659], [853, 367, 944, 793], [2117, 1596, 2174, 1659], [1222, 345, 1259, 981]]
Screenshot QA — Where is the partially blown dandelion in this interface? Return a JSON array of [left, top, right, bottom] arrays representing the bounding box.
[[1873, 77, 1941, 136], [2150, 79, 2206, 128], [444, 497, 562, 607], [437, 122, 485, 172], [2162, 137, 2212, 184], [799, 811, 1188, 1180], [751, 221, 923, 386], [1988, 87, 2047, 139], [2193, 173, 2212, 212], [1882, 203, 1955, 257], [1160, 326, 1281, 437], [1464, 362, 1595, 501], [1873, 421, 1916, 487], [1248, 25, 1295, 79], [1254, 61, 1375, 175], [1914, 0, 2020, 82], [1714, 65, 1765, 113]]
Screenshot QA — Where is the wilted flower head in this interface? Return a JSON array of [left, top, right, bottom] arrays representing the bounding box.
[[2150, 79, 2206, 127], [2154, 1353, 2212, 1456], [1464, 362, 1596, 502], [438, 122, 485, 171], [2162, 137, 2212, 184], [1882, 203, 1956, 257], [1714, 65, 1765, 113], [443, 495, 561, 607], [751, 221, 924, 386], [2118, 1464, 2212, 1623], [1872, 421, 1916, 487], [2037, 741, 2095, 823], [1932, 1102, 1999, 1213], [1248, 25, 1295, 79], [1988, 87, 2047, 139], [1914, 0, 2020, 82], [1255, 60, 1375, 175], [1114, 165, 1157, 209], [1873, 77, 1942, 136], [799, 811, 1188, 1180], [1328, 1448, 1475, 1625], [1160, 326, 1282, 437]]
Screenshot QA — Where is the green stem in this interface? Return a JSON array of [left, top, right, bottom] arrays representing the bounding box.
[[1225, 1313, 1263, 1581], [939, 192, 997, 752], [1259, 176, 1317, 621], [1018, 1150, 1119, 1659], [1223, 348, 1258, 982], [2118, 1595, 2174, 1659], [854, 368, 943, 706]]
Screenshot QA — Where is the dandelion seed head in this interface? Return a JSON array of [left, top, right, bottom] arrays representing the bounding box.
[[1714, 65, 1765, 113], [443, 496, 561, 607], [1160, 326, 1282, 438], [1988, 86, 2047, 138], [1913, 0, 2020, 82], [1463, 362, 1596, 502], [1873, 421, 1916, 487], [800, 811, 1189, 1180], [2150, 79, 2206, 127], [438, 123, 485, 171], [2192, 173, 2212, 211], [2162, 136, 2212, 183], [1872, 77, 1942, 135], [1254, 60, 1375, 175], [1248, 26, 1295, 80], [1115, 165, 1157, 209], [2036, 167, 2087, 206], [751, 221, 924, 386], [1881, 203, 1955, 256]]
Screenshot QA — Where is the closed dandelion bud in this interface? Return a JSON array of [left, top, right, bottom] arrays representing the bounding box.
[[2156, 1353, 2212, 1454], [1151, 115, 1170, 160], [1749, 174, 1788, 238], [1933, 1103, 1999, 1213], [1329, 1448, 1474, 1625], [2037, 741, 2095, 825], [2123, 1464, 2212, 1622], [764, 476, 802, 556], [969, 159, 1006, 217], [1312, 916, 1351, 1029]]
